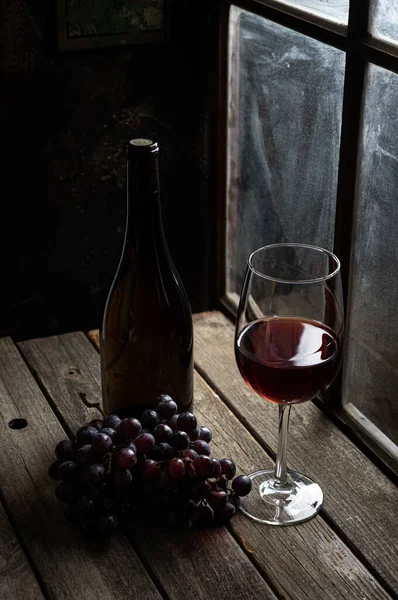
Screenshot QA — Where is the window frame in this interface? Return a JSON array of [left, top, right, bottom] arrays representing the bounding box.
[[209, 0, 398, 476]]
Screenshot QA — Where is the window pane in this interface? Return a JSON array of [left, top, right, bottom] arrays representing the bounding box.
[[276, 0, 348, 25], [227, 7, 345, 296], [370, 0, 398, 46], [342, 64, 398, 445]]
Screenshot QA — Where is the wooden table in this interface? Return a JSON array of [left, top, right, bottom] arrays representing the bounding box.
[[0, 311, 397, 600]]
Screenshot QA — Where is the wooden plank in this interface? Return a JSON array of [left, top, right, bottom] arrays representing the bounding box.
[[0, 337, 162, 600], [0, 501, 45, 600], [193, 311, 398, 594], [20, 331, 394, 600], [18, 334, 278, 600]]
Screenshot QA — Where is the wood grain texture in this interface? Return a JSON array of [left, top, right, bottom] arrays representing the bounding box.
[[193, 311, 398, 594], [0, 501, 45, 600], [20, 330, 394, 600], [18, 334, 278, 600], [0, 337, 161, 600]]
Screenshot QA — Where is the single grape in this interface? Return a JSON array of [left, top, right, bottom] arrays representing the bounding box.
[[117, 418, 142, 441], [74, 495, 96, 515], [192, 504, 214, 528], [170, 431, 190, 451], [116, 447, 137, 470], [232, 475, 252, 497], [212, 459, 222, 479], [76, 426, 98, 447], [55, 481, 82, 503], [183, 448, 198, 460], [101, 414, 121, 430], [141, 459, 161, 481], [167, 414, 180, 430], [191, 480, 212, 500], [114, 468, 133, 489], [125, 441, 137, 453], [152, 443, 176, 461], [218, 475, 229, 490], [198, 426, 212, 443], [55, 439, 75, 461], [92, 432, 113, 453], [156, 394, 177, 419], [88, 482, 108, 504], [76, 444, 97, 465], [141, 410, 161, 430], [176, 412, 197, 433], [84, 463, 106, 485], [189, 427, 200, 442], [101, 427, 118, 445], [193, 440, 211, 456], [215, 502, 236, 525], [58, 460, 79, 482], [166, 457, 186, 479], [219, 458, 236, 480], [193, 455, 214, 478], [86, 418, 102, 431], [208, 489, 228, 510], [99, 514, 119, 536], [153, 423, 173, 444], [48, 459, 62, 480], [134, 433, 156, 454]]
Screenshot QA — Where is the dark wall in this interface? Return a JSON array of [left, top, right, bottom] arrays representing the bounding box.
[[1, 0, 211, 340]]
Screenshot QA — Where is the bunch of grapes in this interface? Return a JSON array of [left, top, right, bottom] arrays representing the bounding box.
[[49, 394, 252, 536]]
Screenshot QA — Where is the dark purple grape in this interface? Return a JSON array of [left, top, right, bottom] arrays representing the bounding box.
[[215, 502, 236, 525], [55, 439, 75, 461], [84, 463, 106, 485], [230, 494, 242, 511], [100, 427, 118, 444], [208, 489, 228, 510], [141, 410, 161, 430], [219, 458, 236, 480], [99, 514, 119, 536], [170, 431, 190, 451], [167, 414, 180, 430], [117, 418, 142, 441], [58, 460, 79, 482], [114, 468, 133, 489], [193, 455, 214, 478], [192, 504, 214, 528], [74, 495, 96, 515], [218, 475, 229, 490], [193, 440, 211, 456], [76, 444, 97, 465], [88, 419, 103, 431], [167, 458, 186, 479], [176, 412, 197, 433], [92, 432, 113, 453], [199, 426, 212, 443], [189, 427, 200, 442], [191, 480, 211, 500], [48, 459, 62, 480], [152, 443, 176, 461], [153, 423, 173, 444], [89, 482, 108, 504], [55, 481, 82, 503], [101, 414, 121, 430], [232, 475, 252, 497], [134, 433, 156, 454], [212, 459, 222, 479], [76, 426, 98, 447], [141, 459, 161, 481], [125, 441, 137, 453], [183, 448, 198, 460], [116, 448, 137, 470], [156, 394, 177, 419]]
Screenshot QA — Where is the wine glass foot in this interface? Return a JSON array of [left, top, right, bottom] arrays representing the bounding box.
[[240, 469, 323, 525]]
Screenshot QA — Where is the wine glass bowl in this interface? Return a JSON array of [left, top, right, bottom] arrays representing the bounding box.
[[234, 243, 344, 525]]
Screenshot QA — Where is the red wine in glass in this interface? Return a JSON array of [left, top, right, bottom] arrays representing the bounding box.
[[235, 317, 341, 405]]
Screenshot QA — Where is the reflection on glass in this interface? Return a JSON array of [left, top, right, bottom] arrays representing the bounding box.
[[276, 0, 348, 25], [370, 0, 398, 46], [227, 7, 345, 296], [342, 64, 398, 444]]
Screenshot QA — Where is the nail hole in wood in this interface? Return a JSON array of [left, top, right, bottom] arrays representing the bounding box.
[[9, 418, 28, 430]]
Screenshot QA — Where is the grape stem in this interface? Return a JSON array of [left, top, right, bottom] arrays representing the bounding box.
[[78, 392, 107, 417]]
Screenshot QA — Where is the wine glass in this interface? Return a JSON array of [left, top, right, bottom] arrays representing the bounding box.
[[234, 243, 344, 525]]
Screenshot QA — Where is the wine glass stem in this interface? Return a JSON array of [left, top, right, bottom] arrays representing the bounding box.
[[274, 404, 291, 487]]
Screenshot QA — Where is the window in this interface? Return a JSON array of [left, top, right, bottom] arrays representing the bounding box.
[[213, 0, 398, 472]]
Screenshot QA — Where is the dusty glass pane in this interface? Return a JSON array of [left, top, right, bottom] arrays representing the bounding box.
[[342, 64, 398, 444], [227, 7, 345, 297], [370, 0, 398, 46], [277, 0, 348, 25]]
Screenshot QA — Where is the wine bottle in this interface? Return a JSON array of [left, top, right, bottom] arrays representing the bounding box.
[[100, 138, 194, 417]]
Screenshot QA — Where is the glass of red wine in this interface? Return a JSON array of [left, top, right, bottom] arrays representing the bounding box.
[[235, 243, 344, 525]]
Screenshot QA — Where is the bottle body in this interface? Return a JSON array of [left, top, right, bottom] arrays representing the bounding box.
[[100, 139, 194, 417]]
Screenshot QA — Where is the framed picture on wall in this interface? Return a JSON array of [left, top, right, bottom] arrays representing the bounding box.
[[57, 0, 165, 50]]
